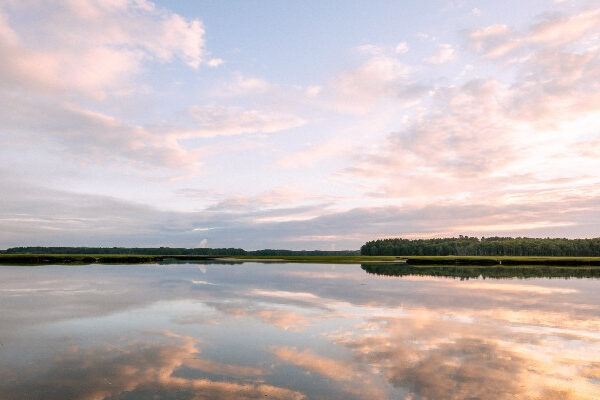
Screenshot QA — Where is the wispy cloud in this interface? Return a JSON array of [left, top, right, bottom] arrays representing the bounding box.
[[182, 105, 306, 138]]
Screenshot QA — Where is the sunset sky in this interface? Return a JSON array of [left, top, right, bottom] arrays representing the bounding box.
[[1, 0, 599, 249]]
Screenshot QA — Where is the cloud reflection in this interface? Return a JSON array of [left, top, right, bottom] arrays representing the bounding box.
[[1, 264, 600, 399], [0, 333, 303, 400], [272, 347, 387, 399], [329, 308, 600, 399]]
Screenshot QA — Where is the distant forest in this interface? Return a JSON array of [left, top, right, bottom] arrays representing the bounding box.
[[8, 238, 600, 257], [0, 247, 359, 256], [360, 236, 600, 256]]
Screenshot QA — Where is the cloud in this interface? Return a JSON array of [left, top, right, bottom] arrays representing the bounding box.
[[470, 8, 600, 59], [469, 24, 510, 53], [528, 8, 600, 45], [220, 195, 600, 248], [181, 105, 306, 138], [425, 43, 455, 64], [339, 7, 600, 236], [0, 178, 204, 247], [3, 169, 600, 250], [349, 78, 516, 185], [216, 73, 272, 97], [0, 97, 305, 173], [206, 57, 224, 67], [395, 41, 409, 54], [0, 94, 196, 171], [0, 1, 232, 176], [2, 4, 600, 249], [276, 136, 357, 168], [205, 187, 313, 212], [0, 0, 208, 97], [305, 85, 322, 96], [332, 53, 416, 113]]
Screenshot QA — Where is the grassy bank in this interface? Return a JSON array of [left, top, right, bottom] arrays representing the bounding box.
[[215, 255, 402, 263], [404, 255, 600, 266], [218, 255, 600, 265], [3, 254, 600, 266], [0, 254, 403, 265], [0, 254, 215, 265]]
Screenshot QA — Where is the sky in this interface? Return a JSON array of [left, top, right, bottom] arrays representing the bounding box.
[[1, 0, 600, 250]]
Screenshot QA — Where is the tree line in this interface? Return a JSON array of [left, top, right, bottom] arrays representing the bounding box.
[[0, 247, 359, 256], [246, 249, 359, 256], [1, 247, 246, 256], [360, 236, 600, 256]]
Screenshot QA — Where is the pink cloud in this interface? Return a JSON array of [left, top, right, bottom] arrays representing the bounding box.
[[0, 0, 207, 97], [426, 44, 455, 64], [332, 53, 415, 114], [342, 7, 600, 230]]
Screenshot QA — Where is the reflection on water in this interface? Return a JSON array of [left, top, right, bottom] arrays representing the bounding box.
[[362, 263, 600, 279], [0, 263, 599, 399]]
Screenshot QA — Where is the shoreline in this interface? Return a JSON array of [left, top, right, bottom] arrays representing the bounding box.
[[2, 254, 600, 266]]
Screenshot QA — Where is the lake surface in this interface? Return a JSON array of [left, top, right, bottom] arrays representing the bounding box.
[[0, 262, 599, 399]]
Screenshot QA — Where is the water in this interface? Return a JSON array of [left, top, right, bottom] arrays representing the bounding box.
[[0, 262, 599, 399]]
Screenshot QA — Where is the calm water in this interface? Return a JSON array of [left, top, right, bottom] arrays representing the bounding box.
[[0, 263, 599, 400]]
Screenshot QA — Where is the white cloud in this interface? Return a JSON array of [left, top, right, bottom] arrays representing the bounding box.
[[395, 41, 409, 54], [206, 58, 224, 67], [217, 73, 272, 97], [305, 85, 322, 97], [426, 43, 455, 64]]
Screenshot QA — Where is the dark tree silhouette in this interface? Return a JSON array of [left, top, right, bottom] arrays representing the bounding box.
[[360, 236, 600, 257]]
